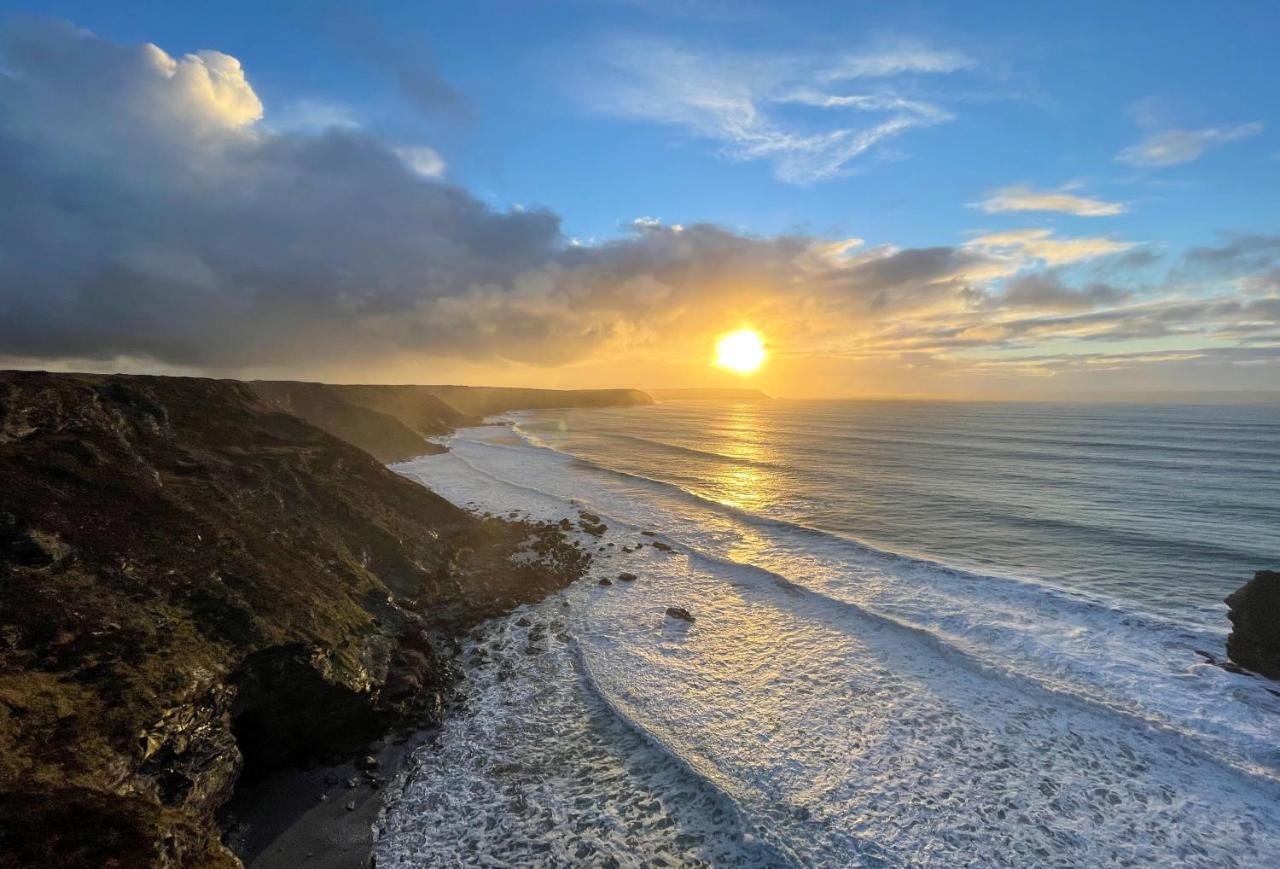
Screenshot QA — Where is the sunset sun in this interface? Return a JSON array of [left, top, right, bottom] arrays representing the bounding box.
[[714, 328, 768, 374]]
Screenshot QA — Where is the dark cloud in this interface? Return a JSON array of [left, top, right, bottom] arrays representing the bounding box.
[[1183, 234, 1280, 282], [999, 271, 1129, 311]]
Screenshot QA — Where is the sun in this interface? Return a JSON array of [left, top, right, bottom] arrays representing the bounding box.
[[714, 328, 768, 375]]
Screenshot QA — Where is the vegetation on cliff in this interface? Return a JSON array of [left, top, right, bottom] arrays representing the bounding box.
[[0, 372, 591, 867]]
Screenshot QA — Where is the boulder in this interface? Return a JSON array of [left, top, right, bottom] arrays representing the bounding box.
[[598, 577, 613, 586], [1225, 570, 1280, 679], [665, 607, 695, 623], [618, 572, 638, 582]]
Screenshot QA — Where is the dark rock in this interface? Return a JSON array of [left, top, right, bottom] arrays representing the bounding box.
[[665, 607, 695, 623], [641, 531, 656, 537], [0, 371, 597, 867], [598, 577, 613, 586], [652, 541, 674, 552], [515, 616, 532, 627], [618, 573, 638, 582], [356, 755, 379, 771], [1225, 570, 1280, 679]]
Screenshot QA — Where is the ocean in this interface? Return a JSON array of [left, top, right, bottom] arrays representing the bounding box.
[[376, 399, 1280, 867]]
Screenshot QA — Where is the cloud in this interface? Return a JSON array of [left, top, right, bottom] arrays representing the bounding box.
[[0, 18, 1275, 390], [824, 39, 974, 79], [974, 184, 1125, 216], [967, 229, 1136, 266], [998, 271, 1129, 310], [393, 145, 446, 178], [584, 36, 971, 184], [271, 98, 361, 133], [1117, 122, 1262, 167]]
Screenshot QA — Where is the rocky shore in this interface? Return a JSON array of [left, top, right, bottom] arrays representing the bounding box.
[[0, 371, 648, 867]]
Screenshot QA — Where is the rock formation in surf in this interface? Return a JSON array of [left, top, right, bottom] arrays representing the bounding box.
[[1225, 569, 1280, 680]]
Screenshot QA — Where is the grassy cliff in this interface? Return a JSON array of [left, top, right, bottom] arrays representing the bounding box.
[[0, 372, 592, 867]]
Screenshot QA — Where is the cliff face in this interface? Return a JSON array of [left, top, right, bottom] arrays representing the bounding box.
[[404, 385, 654, 418], [248, 382, 653, 464], [1225, 570, 1280, 680], [246, 381, 457, 464], [0, 372, 587, 867]]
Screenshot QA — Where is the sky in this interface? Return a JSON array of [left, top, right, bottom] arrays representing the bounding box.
[[0, 0, 1277, 398]]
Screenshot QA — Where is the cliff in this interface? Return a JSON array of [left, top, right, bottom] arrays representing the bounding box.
[[248, 382, 653, 463], [0, 372, 589, 867], [1225, 570, 1280, 680]]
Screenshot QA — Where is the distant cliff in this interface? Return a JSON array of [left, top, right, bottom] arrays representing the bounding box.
[[0, 372, 591, 867], [249, 382, 653, 463]]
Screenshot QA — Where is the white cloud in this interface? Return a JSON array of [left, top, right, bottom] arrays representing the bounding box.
[[272, 98, 361, 132], [974, 184, 1125, 217], [824, 39, 974, 79], [1117, 122, 1262, 167], [142, 43, 263, 129], [586, 37, 972, 184], [968, 229, 1136, 265], [394, 145, 446, 178]]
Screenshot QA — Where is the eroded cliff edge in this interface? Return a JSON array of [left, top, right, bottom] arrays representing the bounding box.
[[0, 372, 617, 866]]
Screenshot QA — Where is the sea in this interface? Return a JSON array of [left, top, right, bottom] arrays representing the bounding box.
[[374, 399, 1280, 868]]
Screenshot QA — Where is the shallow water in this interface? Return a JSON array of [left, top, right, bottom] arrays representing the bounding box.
[[376, 400, 1280, 867]]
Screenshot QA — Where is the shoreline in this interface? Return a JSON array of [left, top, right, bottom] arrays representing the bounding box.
[[0, 371, 644, 868], [222, 728, 435, 868]]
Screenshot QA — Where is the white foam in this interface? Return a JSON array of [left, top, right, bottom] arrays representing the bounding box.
[[380, 423, 1280, 867]]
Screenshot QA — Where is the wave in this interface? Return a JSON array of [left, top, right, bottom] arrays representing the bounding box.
[[505, 423, 1228, 626], [389, 422, 1280, 865], [446, 424, 1280, 781]]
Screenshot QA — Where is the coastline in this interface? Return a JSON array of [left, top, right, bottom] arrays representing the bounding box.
[[0, 371, 648, 868]]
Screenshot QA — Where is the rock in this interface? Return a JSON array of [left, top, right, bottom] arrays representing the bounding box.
[[346, 800, 357, 812], [641, 531, 656, 537], [665, 607, 695, 623], [346, 777, 360, 789], [618, 573, 638, 582], [1225, 570, 1280, 679], [356, 754, 379, 771], [598, 577, 613, 586], [652, 541, 673, 552], [515, 616, 532, 627]]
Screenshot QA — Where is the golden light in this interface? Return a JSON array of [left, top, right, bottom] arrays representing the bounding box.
[[714, 328, 768, 374]]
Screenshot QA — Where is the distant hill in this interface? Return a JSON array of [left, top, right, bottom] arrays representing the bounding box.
[[649, 388, 771, 401], [412, 385, 654, 418], [250, 382, 653, 462]]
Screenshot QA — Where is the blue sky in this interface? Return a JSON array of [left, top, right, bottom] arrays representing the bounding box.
[[13, 0, 1276, 247], [1, 1, 1277, 395]]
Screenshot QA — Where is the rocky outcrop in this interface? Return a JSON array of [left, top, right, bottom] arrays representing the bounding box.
[[0, 371, 589, 866], [1225, 570, 1280, 679]]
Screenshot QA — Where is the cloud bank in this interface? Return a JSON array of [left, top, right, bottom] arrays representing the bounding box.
[[0, 19, 1276, 391]]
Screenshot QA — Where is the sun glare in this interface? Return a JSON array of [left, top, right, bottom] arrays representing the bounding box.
[[714, 328, 767, 374]]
